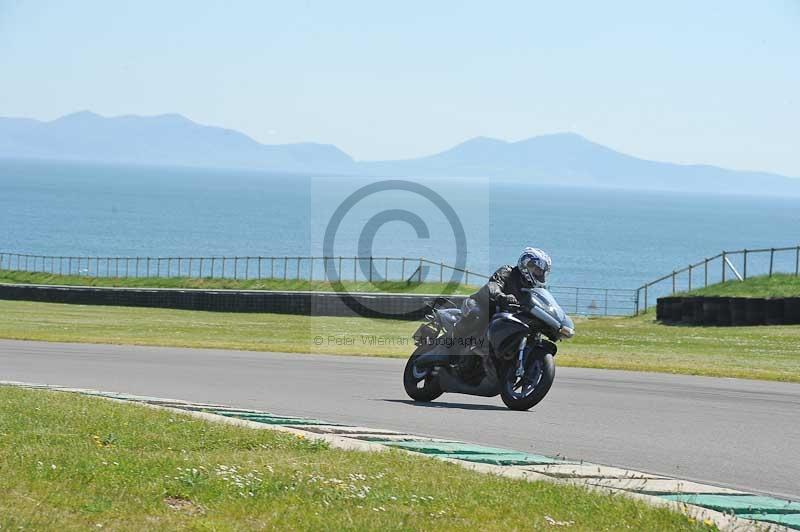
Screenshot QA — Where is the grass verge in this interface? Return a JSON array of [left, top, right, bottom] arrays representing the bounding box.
[[684, 274, 800, 298], [1, 300, 799, 382], [0, 270, 477, 295], [0, 386, 713, 531]]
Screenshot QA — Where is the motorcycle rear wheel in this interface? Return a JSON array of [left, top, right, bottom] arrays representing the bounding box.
[[500, 353, 555, 411], [403, 345, 443, 402]]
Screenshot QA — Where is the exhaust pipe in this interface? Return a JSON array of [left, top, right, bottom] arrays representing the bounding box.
[[438, 368, 500, 397]]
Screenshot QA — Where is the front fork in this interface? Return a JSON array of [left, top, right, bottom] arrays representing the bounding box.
[[515, 336, 528, 377]]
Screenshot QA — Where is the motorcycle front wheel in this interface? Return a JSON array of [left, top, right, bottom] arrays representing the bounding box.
[[403, 344, 443, 402], [500, 353, 555, 411]]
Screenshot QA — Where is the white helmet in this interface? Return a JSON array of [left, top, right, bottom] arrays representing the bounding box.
[[518, 247, 551, 287]]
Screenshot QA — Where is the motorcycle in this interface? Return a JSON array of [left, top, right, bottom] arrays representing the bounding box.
[[403, 287, 575, 411]]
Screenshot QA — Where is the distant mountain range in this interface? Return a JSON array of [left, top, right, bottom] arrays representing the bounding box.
[[1, 111, 797, 195]]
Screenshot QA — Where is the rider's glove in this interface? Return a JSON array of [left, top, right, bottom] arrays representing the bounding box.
[[500, 294, 518, 307]]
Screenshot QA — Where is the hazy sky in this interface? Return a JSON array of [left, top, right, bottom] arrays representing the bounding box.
[[1, 1, 798, 175]]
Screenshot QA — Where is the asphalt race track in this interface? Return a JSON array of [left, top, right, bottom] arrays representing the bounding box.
[[1, 339, 798, 500]]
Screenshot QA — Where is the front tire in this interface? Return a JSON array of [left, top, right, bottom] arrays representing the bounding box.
[[500, 353, 555, 411], [403, 345, 443, 402]]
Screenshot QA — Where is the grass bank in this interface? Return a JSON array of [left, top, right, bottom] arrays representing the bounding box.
[[0, 270, 477, 295], [1, 299, 799, 382], [684, 274, 800, 298], [0, 386, 711, 531]]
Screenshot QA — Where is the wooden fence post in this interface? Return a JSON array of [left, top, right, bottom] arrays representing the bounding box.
[[796, 246, 800, 277], [369, 257, 373, 282], [769, 248, 774, 277], [743, 249, 748, 280], [688, 265, 692, 291], [721, 251, 726, 283], [644, 284, 648, 313], [671, 271, 676, 294]]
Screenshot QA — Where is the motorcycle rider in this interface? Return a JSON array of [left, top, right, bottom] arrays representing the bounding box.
[[454, 247, 552, 341]]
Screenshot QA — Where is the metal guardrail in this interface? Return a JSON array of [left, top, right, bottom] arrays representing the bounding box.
[[0, 251, 639, 316], [635, 244, 800, 314]]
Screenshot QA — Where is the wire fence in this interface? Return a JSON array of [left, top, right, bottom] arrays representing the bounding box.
[[0, 252, 486, 285], [0, 251, 639, 316], [549, 286, 640, 317], [635, 245, 800, 313]]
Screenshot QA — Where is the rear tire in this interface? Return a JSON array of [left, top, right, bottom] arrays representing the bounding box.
[[500, 353, 555, 411], [403, 345, 443, 402]]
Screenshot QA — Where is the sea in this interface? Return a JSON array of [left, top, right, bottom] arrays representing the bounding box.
[[1, 158, 799, 299]]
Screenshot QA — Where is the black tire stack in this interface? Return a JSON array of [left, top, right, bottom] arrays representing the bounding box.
[[656, 296, 800, 326]]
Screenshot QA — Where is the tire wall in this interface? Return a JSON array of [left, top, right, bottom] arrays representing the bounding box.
[[656, 296, 800, 326], [0, 283, 466, 321]]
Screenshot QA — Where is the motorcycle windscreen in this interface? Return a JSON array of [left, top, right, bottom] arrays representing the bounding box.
[[529, 288, 571, 327]]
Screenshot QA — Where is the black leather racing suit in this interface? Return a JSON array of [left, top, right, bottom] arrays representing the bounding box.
[[455, 265, 528, 339]]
